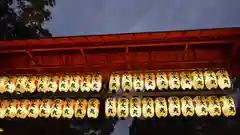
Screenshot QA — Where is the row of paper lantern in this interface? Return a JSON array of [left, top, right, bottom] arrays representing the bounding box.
[[0, 73, 103, 94], [110, 70, 231, 92], [105, 96, 236, 118], [0, 98, 100, 119]]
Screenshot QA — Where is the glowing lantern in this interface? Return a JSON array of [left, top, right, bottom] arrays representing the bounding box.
[[87, 98, 100, 119], [168, 96, 181, 117], [192, 71, 204, 90], [155, 97, 168, 118], [59, 73, 71, 92], [193, 96, 208, 117], [216, 70, 231, 90], [204, 70, 218, 90], [25, 76, 38, 93], [109, 73, 121, 93], [69, 73, 81, 92], [122, 72, 133, 92], [0, 76, 8, 93], [62, 99, 74, 119], [81, 74, 92, 92], [48, 74, 59, 93], [5, 99, 17, 119], [133, 72, 144, 92], [16, 100, 30, 119], [207, 96, 221, 117], [28, 99, 41, 119], [142, 97, 154, 118], [105, 97, 117, 118], [74, 98, 87, 119], [0, 100, 8, 119], [37, 75, 49, 93], [181, 96, 194, 117], [39, 99, 52, 118], [117, 98, 129, 119], [15, 76, 28, 93], [130, 97, 141, 118], [5, 76, 17, 93], [144, 72, 156, 91], [92, 73, 102, 92], [156, 72, 168, 91], [220, 96, 236, 117], [168, 72, 180, 90], [51, 99, 63, 119], [180, 72, 192, 90]]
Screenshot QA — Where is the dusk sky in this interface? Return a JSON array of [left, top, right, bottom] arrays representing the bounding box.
[[44, 0, 240, 135]]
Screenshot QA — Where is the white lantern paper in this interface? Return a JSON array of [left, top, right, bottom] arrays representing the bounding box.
[[156, 72, 168, 90], [122, 72, 133, 92], [192, 71, 204, 90], [48, 74, 59, 93], [15, 76, 28, 93], [109, 73, 121, 92], [133, 72, 144, 92], [75, 98, 87, 119], [168, 72, 180, 90], [142, 97, 154, 118], [204, 70, 218, 90], [117, 98, 129, 119], [0, 100, 8, 119], [130, 97, 141, 118], [105, 97, 117, 118], [181, 96, 194, 117], [28, 99, 41, 119], [87, 98, 100, 119], [25, 76, 38, 93], [5, 99, 17, 119], [155, 97, 168, 118], [62, 99, 74, 119], [59, 73, 71, 92], [16, 100, 30, 119], [39, 99, 52, 118], [220, 96, 236, 117], [180, 72, 192, 90], [207, 96, 221, 117], [168, 96, 181, 117], [81, 74, 92, 92], [51, 99, 63, 119], [144, 72, 156, 91], [0, 76, 8, 93], [193, 96, 208, 117], [92, 73, 102, 92], [69, 73, 81, 92], [5, 76, 17, 93], [216, 70, 231, 90], [37, 75, 49, 93]]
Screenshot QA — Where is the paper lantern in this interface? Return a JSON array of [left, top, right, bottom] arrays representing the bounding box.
[[191, 71, 204, 90], [16, 100, 30, 119], [130, 97, 141, 118], [204, 70, 218, 90], [81, 74, 92, 92], [117, 98, 129, 119], [168, 72, 180, 90], [220, 96, 236, 117], [5, 76, 17, 93], [193, 96, 208, 117], [28, 99, 41, 119], [180, 72, 192, 90], [92, 73, 102, 92], [15, 76, 28, 93], [59, 73, 71, 92], [168, 96, 181, 117], [181, 96, 194, 117], [122, 72, 133, 92], [87, 98, 100, 119], [62, 99, 74, 119], [155, 97, 168, 118], [5, 99, 17, 119], [144, 72, 156, 91], [216, 70, 231, 90], [48, 74, 59, 93], [37, 75, 49, 93], [142, 97, 154, 118], [74, 98, 87, 119], [0, 76, 8, 93], [39, 99, 52, 118], [69, 73, 81, 92], [207, 96, 221, 117], [109, 73, 121, 92], [156, 72, 168, 91], [25, 76, 38, 93], [0, 100, 8, 119], [51, 99, 63, 119], [105, 97, 117, 118], [133, 72, 144, 92]]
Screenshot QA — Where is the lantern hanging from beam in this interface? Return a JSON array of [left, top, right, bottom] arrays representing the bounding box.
[[81, 74, 92, 92], [0, 100, 8, 119], [62, 99, 74, 119], [28, 99, 41, 119], [87, 98, 100, 119], [207, 96, 221, 117], [142, 97, 154, 118], [122, 72, 133, 92], [109, 73, 121, 93], [192, 71, 204, 90], [220, 96, 236, 117], [0, 76, 8, 93], [130, 97, 141, 118], [75, 98, 87, 119], [145, 72, 156, 91], [204, 70, 218, 90], [15, 76, 28, 93], [92, 73, 102, 92], [181, 96, 194, 117], [105, 97, 117, 118], [25, 75, 38, 93], [133, 72, 144, 92], [155, 97, 168, 118], [39, 99, 52, 118], [59, 73, 71, 92], [168, 72, 180, 90], [168, 96, 181, 117], [51, 99, 63, 119], [48, 74, 59, 93], [117, 97, 129, 119], [180, 71, 192, 90], [69, 73, 81, 92], [156, 72, 168, 91], [216, 70, 231, 90], [37, 75, 49, 93], [16, 99, 30, 119], [5, 76, 17, 93], [193, 96, 208, 117], [6, 99, 17, 119]]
